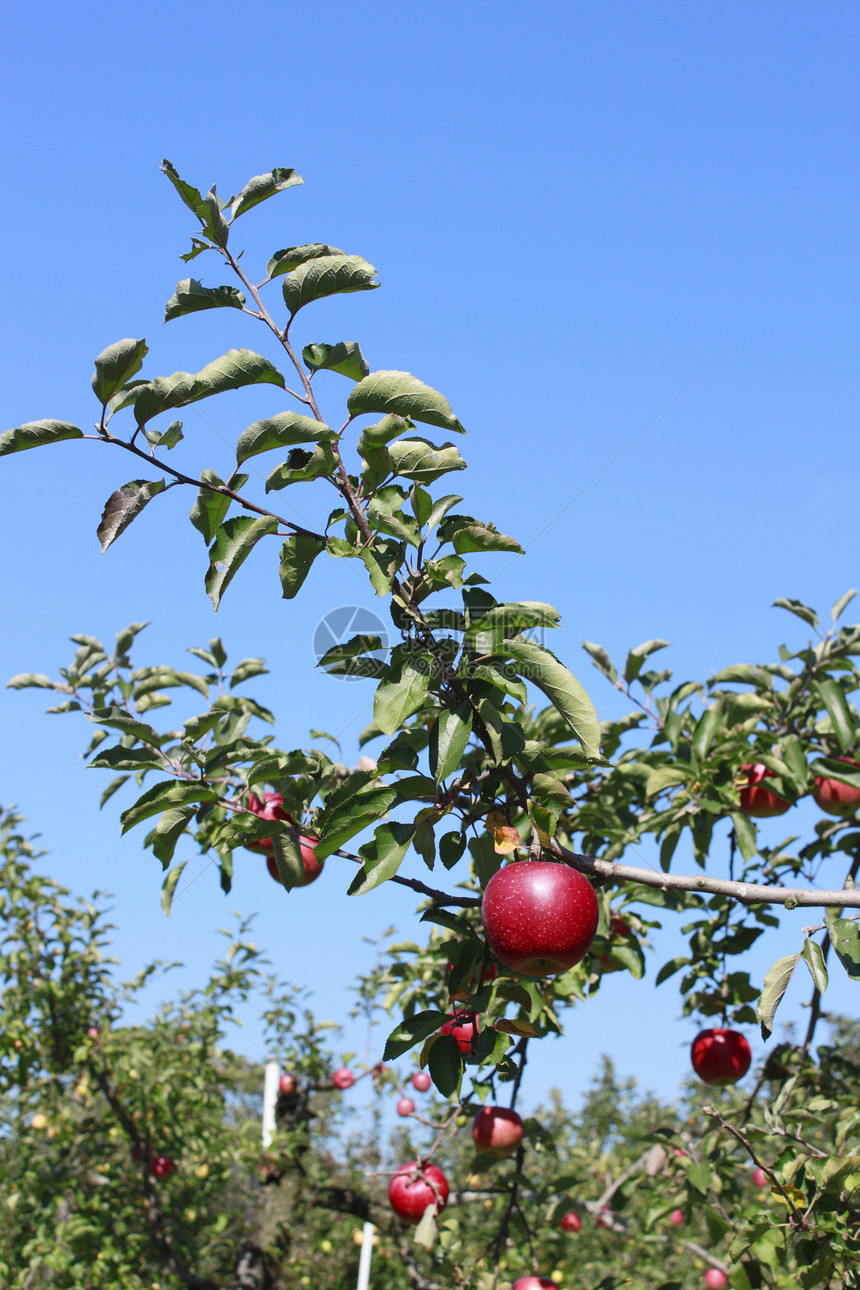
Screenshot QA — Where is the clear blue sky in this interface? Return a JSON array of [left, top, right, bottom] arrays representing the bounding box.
[[2, 2, 859, 1112]]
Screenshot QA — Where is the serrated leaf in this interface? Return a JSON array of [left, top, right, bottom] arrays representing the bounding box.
[[189, 469, 244, 545], [302, 341, 370, 382], [772, 597, 820, 628], [315, 785, 401, 861], [92, 338, 149, 403], [348, 370, 464, 434], [96, 478, 166, 553], [266, 443, 336, 490], [440, 515, 522, 554], [6, 673, 55, 690], [386, 438, 467, 485], [88, 705, 163, 745], [236, 411, 334, 464], [0, 420, 84, 457], [801, 939, 829, 993], [624, 638, 671, 683], [153, 809, 196, 869], [374, 661, 431, 735], [133, 349, 286, 427], [429, 705, 472, 783], [282, 254, 379, 316], [205, 515, 278, 610], [164, 279, 245, 322], [756, 952, 800, 1040], [120, 780, 221, 833], [231, 167, 302, 220], [497, 638, 601, 759], [383, 1010, 450, 1061], [692, 703, 723, 761], [269, 829, 307, 890], [825, 914, 860, 979], [266, 243, 344, 278], [278, 533, 326, 599], [160, 860, 188, 914], [348, 821, 414, 894], [730, 812, 759, 862], [582, 640, 618, 682]]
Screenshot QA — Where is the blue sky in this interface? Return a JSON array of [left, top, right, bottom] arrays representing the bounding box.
[[2, 2, 859, 1113]]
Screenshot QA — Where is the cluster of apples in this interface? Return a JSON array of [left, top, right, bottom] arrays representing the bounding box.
[[244, 792, 323, 885], [130, 1141, 176, 1179], [739, 759, 860, 818]]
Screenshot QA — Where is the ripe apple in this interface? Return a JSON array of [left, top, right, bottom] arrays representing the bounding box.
[[512, 1279, 559, 1290], [812, 759, 860, 817], [279, 1073, 297, 1095], [411, 1071, 432, 1092], [388, 1161, 449, 1223], [396, 1097, 415, 1117], [332, 1068, 355, 1090], [738, 763, 793, 818], [246, 792, 324, 885], [150, 1154, 176, 1179], [669, 1208, 684, 1226], [439, 1014, 478, 1054], [86, 1026, 100, 1040], [751, 1166, 768, 1188], [704, 1271, 729, 1289], [472, 1106, 524, 1158], [265, 839, 323, 887], [481, 860, 599, 976], [690, 1028, 752, 1085], [560, 1210, 581, 1232]]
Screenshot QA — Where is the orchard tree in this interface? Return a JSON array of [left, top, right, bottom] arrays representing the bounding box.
[[4, 161, 860, 1287]]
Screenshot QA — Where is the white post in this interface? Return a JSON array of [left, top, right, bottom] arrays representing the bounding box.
[[262, 1059, 279, 1148], [356, 1221, 375, 1290]]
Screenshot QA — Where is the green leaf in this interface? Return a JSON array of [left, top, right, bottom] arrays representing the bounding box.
[[374, 660, 431, 735], [0, 420, 84, 457], [145, 420, 184, 450], [160, 860, 188, 914], [153, 810, 196, 869], [624, 639, 671, 684], [317, 634, 384, 668], [88, 705, 163, 745], [692, 703, 723, 762], [120, 780, 220, 834], [96, 478, 166, 553], [315, 785, 402, 860], [582, 640, 618, 683], [497, 638, 601, 759], [429, 705, 473, 783], [427, 1034, 463, 1098], [236, 411, 334, 463], [205, 515, 278, 610], [269, 829, 307, 890], [265, 443, 336, 490], [6, 673, 55, 690], [772, 597, 820, 628], [100, 774, 130, 808], [386, 438, 467, 485], [92, 338, 149, 403], [685, 1160, 712, 1194], [266, 243, 344, 278], [824, 913, 860, 979], [438, 515, 523, 555], [231, 167, 302, 219], [815, 679, 855, 753], [439, 831, 466, 870], [282, 254, 379, 316], [302, 341, 370, 382], [348, 821, 414, 895], [164, 279, 245, 322], [279, 533, 326, 599], [189, 469, 246, 545], [801, 939, 829, 993], [730, 812, 759, 862], [133, 350, 286, 427], [383, 1010, 450, 1061], [756, 952, 800, 1040], [348, 370, 465, 434], [831, 589, 858, 622]]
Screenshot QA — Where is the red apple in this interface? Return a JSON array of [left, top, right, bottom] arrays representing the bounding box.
[[609, 914, 631, 937], [332, 1068, 355, 1090], [813, 759, 860, 818], [264, 838, 323, 887], [481, 860, 599, 976], [86, 1026, 100, 1040], [439, 1014, 478, 1054], [244, 791, 292, 851], [279, 1073, 297, 1095], [150, 1154, 175, 1179], [512, 1279, 559, 1290], [559, 1210, 581, 1232], [669, 1208, 684, 1226], [738, 763, 793, 818], [388, 1161, 449, 1224], [411, 1072, 432, 1093], [673, 1147, 687, 1158], [472, 1105, 524, 1159], [751, 1166, 768, 1188], [448, 958, 498, 1003], [396, 1097, 415, 1117], [704, 1272, 729, 1289], [691, 1028, 752, 1085]]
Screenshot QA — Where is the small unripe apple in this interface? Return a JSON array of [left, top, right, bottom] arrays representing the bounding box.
[[691, 1028, 752, 1085], [332, 1068, 355, 1090], [751, 1166, 768, 1188], [738, 763, 793, 818], [30, 1113, 48, 1131], [704, 1271, 729, 1289], [388, 1161, 449, 1224], [472, 1105, 524, 1159], [279, 1073, 297, 1095], [669, 1208, 684, 1226], [411, 1071, 432, 1092], [559, 1210, 581, 1232], [194, 1163, 209, 1180], [481, 860, 599, 976], [397, 1097, 415, 1117], [439, 1013, 478, 1054]]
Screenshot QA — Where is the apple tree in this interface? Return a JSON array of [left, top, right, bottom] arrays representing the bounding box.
[[4, 161, 860, 1287]]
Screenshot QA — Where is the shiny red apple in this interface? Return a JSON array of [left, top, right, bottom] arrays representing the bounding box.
[[279, 1073, 297, 1095], [704, 1271, 729, 1289], [396, 1097, 415, 1117], [439, 1014, 478, 1054], [150, 1154, 175, 1179], [738, 763, 793, 818], [691, 1028, 752, 1085], [472, 1105, 524, 1158], [411, 1071, 432, 1092], [388, 1161, 449, 1223], [559, 1210, 581, 1232], [332, 1068, 355, 1090], [264, 838, 323, 887], [246, 793, 324, 886], [669, 1208, 684, 1226], [751, 1166, 767, 1188], [481, 860, 599, 976], [813, 759, 860, 817]]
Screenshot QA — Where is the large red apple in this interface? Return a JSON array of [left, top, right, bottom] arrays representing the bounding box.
[[472, 1106, 524, 1158], [512, 1279, 559, 1290], [332, 1068, 355, 1090], [813, 759, 860, 818], [481, 860, 599, 976], [439, 1014, 478, 1054], [704, 1271, 728, 1289], [691, 1028, 752, 1085], [388, 1161, 449, 1224], [738, 763, 793, 818], [411, 1071, 432, 1092], [265, 838, 323, 887], [559, 1211, 581, 1232]]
